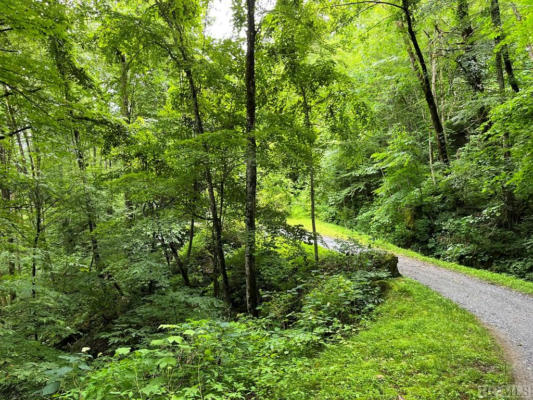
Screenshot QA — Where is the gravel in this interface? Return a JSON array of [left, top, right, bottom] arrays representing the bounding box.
[[320, 236, 533, 395]]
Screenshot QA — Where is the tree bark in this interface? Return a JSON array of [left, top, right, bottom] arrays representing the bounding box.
[[21, 128, 43, 339], [117, 50, 131, 124], [186, 215, 195, 259], [301, 87, 319, 263], [159, 5, 233, 302], [401, 0, 449, 164], [309, 165, 319, 262], [168, 241, 191, 286], [1, 92, 16, 280], [72, 128, 101, 270], [206, 169, 231, 304], [153, 9, 224, 297], [491, 0, 520, 93], [0, 144, 16, 283], [489, 0, 517, 228], [116, 50, 135, 222], [184, 65, 231, 303], [245, 0, 259, 316]]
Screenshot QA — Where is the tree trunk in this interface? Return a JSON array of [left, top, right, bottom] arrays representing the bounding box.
[[186, 215, 195, 259], [206, 171, 231, 304], [1, 93, 16, 281], [456, 0, 484, 93], [186, 178, 200, 260], [210, 235, 220, 299], [0, 144, 16, 282], [301, 87, 319, 263], [310, 165, 319, 262], [3, 100, 27, 282], [169, 241, 191, 286], [155, 8, 229, 301], [73, 128, 101, 270], [428, 131, 436, 184], [401, 0, 449, 164], [489, 0, 517, 228], [117, 50, 131, 124], [491, 0, 520, 93], [245, 0, 259, 317], [116, 50, 135, 222], [21, 128, 42, 340], [183, 64, 231, 304]]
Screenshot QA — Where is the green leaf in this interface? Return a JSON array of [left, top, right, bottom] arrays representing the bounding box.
[[158, 356, 177, 369], [42, 381, 60, 395], [78, 363, 91, 371], [167, 336, 183, 344], [54, 366, 73, 377], [115, 347, 131, 356]]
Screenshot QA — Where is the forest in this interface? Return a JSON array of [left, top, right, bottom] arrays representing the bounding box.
[[0, 0, 532, 399]]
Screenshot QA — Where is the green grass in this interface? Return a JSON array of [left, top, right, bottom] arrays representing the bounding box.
[[288, 216, 533, 296], [280, 279, 512, 399]]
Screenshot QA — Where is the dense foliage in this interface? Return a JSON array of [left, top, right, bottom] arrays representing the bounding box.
[[313, 0, 533, 279], [0, 0, 531, 398]]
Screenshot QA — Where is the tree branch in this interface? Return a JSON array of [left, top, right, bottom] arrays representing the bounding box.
[[0, 125, 31, 140], [0, 87, 41, 99], [329, 1, 405, 11]]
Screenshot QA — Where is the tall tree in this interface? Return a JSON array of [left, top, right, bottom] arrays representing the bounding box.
[[244, 0, 259, 316], [490, 0, 520, 93], [154, 0, 231, 303], [400, 0, 448, 164], [50, 36, 102, 270], [332, 0, 450, 163]]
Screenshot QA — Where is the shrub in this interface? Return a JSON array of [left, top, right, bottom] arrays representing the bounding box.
[[61, 320, 321, 400], [297, 272, 386, 336]]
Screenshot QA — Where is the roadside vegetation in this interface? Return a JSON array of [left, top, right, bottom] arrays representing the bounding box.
[[289, 214, 533, 296], [282, 279, 512, 400]]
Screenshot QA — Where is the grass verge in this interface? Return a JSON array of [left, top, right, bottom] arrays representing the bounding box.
[[288, 216, 533, 296], [281, 279, 512, 399]]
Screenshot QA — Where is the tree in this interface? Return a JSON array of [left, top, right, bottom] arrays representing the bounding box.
[[490, 0, 520, 93], [244, 0, 259, 316], [151, 0, 232, 303]]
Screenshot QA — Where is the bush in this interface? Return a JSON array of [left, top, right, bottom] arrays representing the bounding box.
[[0, 328, 65, 400], [97, 287, 227, 348], [61, 320, 321, 400], [56, 248, 395, 400], [319, 247, 399, 277], [297, 272, 386, 336]]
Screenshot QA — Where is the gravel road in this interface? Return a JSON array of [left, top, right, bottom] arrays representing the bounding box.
[[320, 236, 533, 396]]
